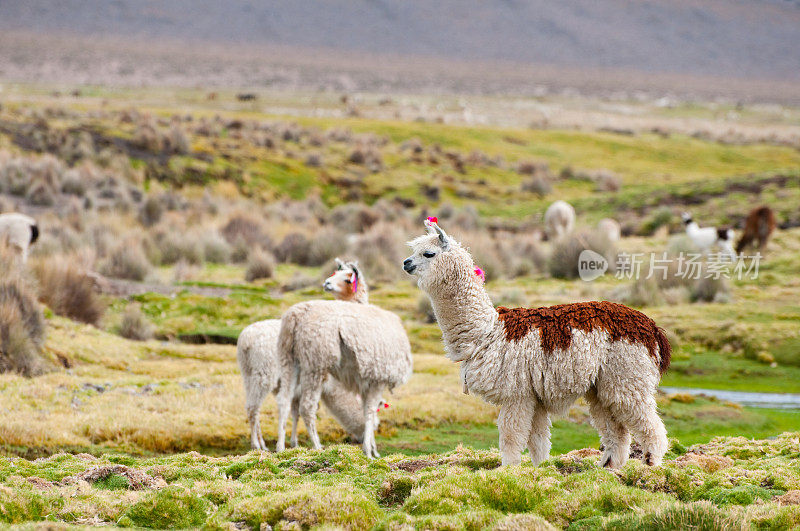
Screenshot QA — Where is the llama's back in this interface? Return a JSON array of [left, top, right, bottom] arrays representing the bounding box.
[[483, 302, 669, 409], [282, 300, 412, 389], [237, 319, 282, 394]]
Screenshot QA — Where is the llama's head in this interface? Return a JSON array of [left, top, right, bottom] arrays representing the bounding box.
[[403, 219, 478, 293], [323, 258, 367, 302], [681, 212, 693, 225]]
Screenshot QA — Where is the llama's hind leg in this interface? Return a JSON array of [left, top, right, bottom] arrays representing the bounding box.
[[361, 387, 383, 458], [614, 395, 668, 466], [245, 378, 269, 450], [586, 388, 630, 468], [526, 404, 551, 465], [299, 372, 325, 450], [498, 400, 535, 466], [290, 393, 301, 448]]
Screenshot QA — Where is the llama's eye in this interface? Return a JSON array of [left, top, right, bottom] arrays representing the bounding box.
[[345, 279, 351, 283], [422, 251, 436, 258]]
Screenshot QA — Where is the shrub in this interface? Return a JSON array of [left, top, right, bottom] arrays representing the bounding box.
[[155, 232, 204, 266], [274, 232, 311, 265], [691, 276, 731, 303], [349, 222, 405, 281], [139, 196, 164, 227], [0, 249, 47, 376], [594, 169, 621, 192], [118, 304, 154, 341], [201, 232, 232, 264], [639, 207, 674, 236], [221, 214, 266, 246], [166, 124, 190, 154], [245, 250, 275, 282], [465, 233, 504, 282], [308, 227, 348, 266], [31, 257, 105, 326], [548, 231, 617, 279], [101, 241, 152, 281], [522, 176, 553, 197]]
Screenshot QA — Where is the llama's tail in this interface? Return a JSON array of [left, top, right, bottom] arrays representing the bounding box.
[[656, 327, 672, 376], [277, 309, 300, 400]]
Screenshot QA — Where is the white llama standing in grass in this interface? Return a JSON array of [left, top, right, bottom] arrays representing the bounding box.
[[681, 212, 736, 261], [544, 200, 575, 240], [237, 259, 382, 451], [597, 218, 621, 242], [403, 219, 671, 468], [275, 275, 412, 457], [0, 213, 39, 262]]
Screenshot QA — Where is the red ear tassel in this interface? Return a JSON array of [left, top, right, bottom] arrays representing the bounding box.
[[384, 403, 389, 408], [473, 266, 485, 283], [426, 216, 438, 224]]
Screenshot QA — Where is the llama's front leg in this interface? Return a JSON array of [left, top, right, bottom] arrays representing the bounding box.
[[361, 388, 383, 458], [275, 391, 291, 453], [497, 400, 534, 466], [527, 404, 552, 465], [299, 372, 325, 450]]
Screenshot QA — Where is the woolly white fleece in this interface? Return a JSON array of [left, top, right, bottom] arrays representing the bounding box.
[[236, 260, 376, 451], [276, 300, 412, 457], [0, 213, 37, 262], [544, 200, 575, 240]]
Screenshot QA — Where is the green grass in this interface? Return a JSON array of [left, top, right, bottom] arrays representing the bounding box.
[[1, 435, 800, 528]]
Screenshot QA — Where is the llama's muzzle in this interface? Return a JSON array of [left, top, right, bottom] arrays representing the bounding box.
[[403, 258, 416, 274]]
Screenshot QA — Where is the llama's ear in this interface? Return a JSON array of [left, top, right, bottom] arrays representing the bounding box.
[[433, 224, 450, 250], [349, 262, 361, 279], [335, 257, 345, 269]]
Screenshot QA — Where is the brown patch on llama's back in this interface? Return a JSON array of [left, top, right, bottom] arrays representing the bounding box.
[[496, 301, 671, 374]]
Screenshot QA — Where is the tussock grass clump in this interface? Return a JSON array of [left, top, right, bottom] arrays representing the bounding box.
[[118, 486, 210, 528], [308, 227, 348, 266], [31, 256, 105, 326], [118, 304, 154, 341], [220, 213, 267, 246], [245, 249, 275, 282], [0, 250, 47, 376], [100, 241, 152, 281], [348, 222, 406, 281], [274, 232, 312, 265], [200, 232, 232, 264], [548, 231, 616, 279]]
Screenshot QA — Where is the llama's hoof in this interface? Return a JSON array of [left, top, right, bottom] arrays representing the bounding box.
[[371, 449, 381, 458]]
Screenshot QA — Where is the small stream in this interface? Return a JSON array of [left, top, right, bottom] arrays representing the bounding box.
[[660, 387, 800, 409]]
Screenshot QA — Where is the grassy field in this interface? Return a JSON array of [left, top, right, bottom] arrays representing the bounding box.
[[0, 87, 799, 527]]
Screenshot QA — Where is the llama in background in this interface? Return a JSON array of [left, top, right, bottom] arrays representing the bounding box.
[[682, 212, 736, 261], [736, 206, 775, 255]]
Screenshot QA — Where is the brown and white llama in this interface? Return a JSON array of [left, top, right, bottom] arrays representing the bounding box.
[[404, 219, 671, 468], [736, 206, 775, 255]]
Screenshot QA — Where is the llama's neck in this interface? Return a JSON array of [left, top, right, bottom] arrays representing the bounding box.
[[426, 276, 497, 362], [339, 282, 369, 304]]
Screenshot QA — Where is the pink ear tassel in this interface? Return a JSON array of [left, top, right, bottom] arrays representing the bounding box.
[[352, 273, 358, 293], [426, 216, 438, 224], [474, 267, 485, 283]]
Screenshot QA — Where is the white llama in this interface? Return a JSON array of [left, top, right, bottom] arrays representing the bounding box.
[[0, 213, 39, 262], [275, 291, 412, 457], [403, 219, 670, 468], [237, 259, 377, 451], [544, 200, 575, 240], [682, 212, 736, 261]]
